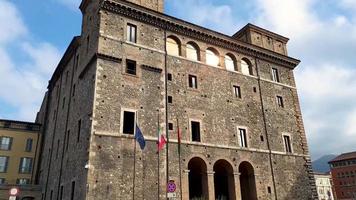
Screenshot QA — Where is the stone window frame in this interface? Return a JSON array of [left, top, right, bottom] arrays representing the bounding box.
[[271, 67, 280, 83], [276, 95, 284, 108], [126, 23, 137, 43], [187, 73, 198, 90], [282, 133, 293, 154], [120, 108, 137, 136], [236, 125, 249, 148], [189, 118, 203, 143]]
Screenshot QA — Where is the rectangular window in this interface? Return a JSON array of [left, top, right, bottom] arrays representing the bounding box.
[[188, 75, 197, 89], [168, 73, 172, 81], [16, 178, 30, 185], [272, 68, 280, 82], [0, 137, 12, 150], [77, 119, 81, 143], [277, 96, 284, 108], [66, 130, 70, 152], [126, 59, 137, 75], [59, 185, 64, 200], [71, 181, 75, 200], [168, 96, 173, 104], [19, 157, 33, 174], [123, 111, 135, 135], [0, 157, 9, 172], [168, 123, 173, 131], [239, 128, 248, 148], [25, 138, 33, 152], [191, 121, 201, 142], [50, 190, 53, 200], [72, 84, 76, 97], [233, 85, 241, 98], [56, 140, 60, 159], [127, 24, 137, 43], [283, 135, 292, 153], [0, 178, 5, 184], [62, 97, 66, 109]]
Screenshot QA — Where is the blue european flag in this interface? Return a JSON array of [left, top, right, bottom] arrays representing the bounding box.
[[135, 125, 146, 150]]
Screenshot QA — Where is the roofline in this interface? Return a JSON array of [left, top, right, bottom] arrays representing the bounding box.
[[102, 0, 300, 69], [48, 36, 81, 90], [233, 23, 290, 43], [328, 151, 356, 163], [0, 119, 40, 126]]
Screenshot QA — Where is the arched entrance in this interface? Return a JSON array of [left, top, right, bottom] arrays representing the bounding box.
[[239, 161, 257, 200], [213, 159, 235, 200], [188, 157, 208, 199]]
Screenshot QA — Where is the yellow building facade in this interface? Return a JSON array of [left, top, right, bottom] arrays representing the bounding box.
[[0, 119, 41, 185]]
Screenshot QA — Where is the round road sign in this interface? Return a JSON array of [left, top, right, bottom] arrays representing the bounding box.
[[9, 187, 20, 196], [167, 180, 176, 193]]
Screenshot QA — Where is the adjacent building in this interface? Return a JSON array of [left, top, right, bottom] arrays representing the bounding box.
[[314, 172, 334, 200], [36, 0, 317, 199], [329, 152, 356, 200], [0, 119, 42, 199]]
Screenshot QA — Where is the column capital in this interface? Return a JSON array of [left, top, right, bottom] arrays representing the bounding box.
[[233, 172, 241, 176], [206, 171, 215, 175]]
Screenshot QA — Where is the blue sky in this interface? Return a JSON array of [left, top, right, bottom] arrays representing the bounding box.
[[0, 0, 356, 160]]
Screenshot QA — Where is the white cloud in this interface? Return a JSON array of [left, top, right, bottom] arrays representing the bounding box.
[[0, 0, 61, 121], [166, 0, 240, 34], [0, 0, 27, 43], [340, 0, 356, 10]]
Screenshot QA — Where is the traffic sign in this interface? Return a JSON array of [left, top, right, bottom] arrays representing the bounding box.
[[167, 180, 176, 193], [9, 187, 19, 196]]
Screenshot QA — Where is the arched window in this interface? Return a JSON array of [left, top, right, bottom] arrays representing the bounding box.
[[241, 58, 253, 75], [239, 161, 257, 200], [166, 36, 181, 56], [186, 42, 200, 61], [206, 48, 220, 67], [214, 160, 236, 200], [225, 54, 236, 71], [188, 157, 209, 199]]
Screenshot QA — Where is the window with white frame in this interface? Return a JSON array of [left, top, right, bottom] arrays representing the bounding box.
[[191, 121, 201, 142], [277, 96, 284, 108], [272, 68, 280, 82], [188, 75, 198, 89], [233, 85, 241, 98], [19, 157, 33, 174], [283, 135, 292, 153], [122, 110, 136, 135], [238, 128, 248, 148], [0, 137, 12, 150], [0, 157, 8, 172], [17, 178, 30, 185], [127, 23, 137, 43]]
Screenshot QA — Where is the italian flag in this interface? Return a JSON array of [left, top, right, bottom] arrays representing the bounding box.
[[158, 127, 166, 151]]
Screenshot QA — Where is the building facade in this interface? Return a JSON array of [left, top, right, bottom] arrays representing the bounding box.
[[314, 173, 334, 200], [0, 119, 42, 199], [36, 0, 317, 199], [329, 152, 356, 200]]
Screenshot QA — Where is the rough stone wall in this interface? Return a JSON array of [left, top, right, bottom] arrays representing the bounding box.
[[37, 1, 101, 199], [83, 4, 316, 200]]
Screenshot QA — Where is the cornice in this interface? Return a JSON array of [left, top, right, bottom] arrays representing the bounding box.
[[101, 0, 300, 69]]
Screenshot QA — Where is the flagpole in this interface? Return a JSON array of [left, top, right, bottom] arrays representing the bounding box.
[[132, 112, 138, 200], [157, 112, 160, 200], [177, 118, 182, 200], [164, 28, 169, 200]]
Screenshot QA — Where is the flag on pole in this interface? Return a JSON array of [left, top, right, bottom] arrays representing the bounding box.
[[135, 124, 146, 150], [157, 127, 167, 151]]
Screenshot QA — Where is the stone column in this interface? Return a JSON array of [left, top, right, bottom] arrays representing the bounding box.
[[182, 170, 190, 200], [234, 172, 242, 200], [207, 171, 215, 200]]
